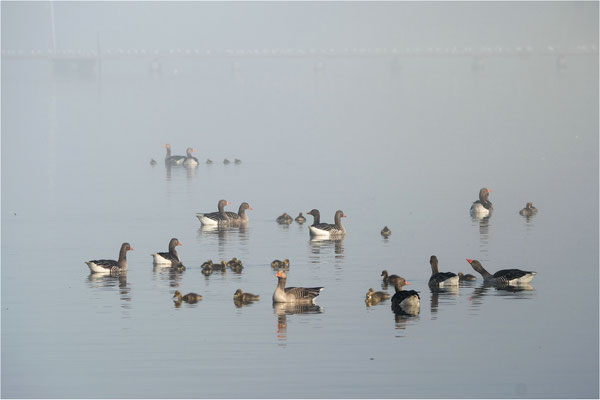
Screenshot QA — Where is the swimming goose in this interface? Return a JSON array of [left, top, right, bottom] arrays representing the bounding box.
[[365, 288, 391, 303], [183, 147, 199, 167], [152, 238, 183, 267], [271, 259, 290, 269], [308, 210, 346, 237], [225, 202, 252, 225], [234, 289, 260, 302], [381, 270, 401, 286], [391, 277, 420, 313], [272, 270, 323, 304], [307, 209, 321, 225], [381, 226, 391, 237], [196, 199, 231, 225], [295, 213, 306, 223], [470, 188, 493, 217], [428, 255, 459, 287], [519, 202, 538, 217], [163, 144, 185, 165], [458, 272, 477, 281], [173, 290, 202, 303], [85, 242, 133, 273], [276, 213, 293, 224], [466, 259, 536, 285]]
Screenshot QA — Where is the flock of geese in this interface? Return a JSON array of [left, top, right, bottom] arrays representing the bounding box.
[[84, 184, 539, 315], [149, 144, 242, 167]]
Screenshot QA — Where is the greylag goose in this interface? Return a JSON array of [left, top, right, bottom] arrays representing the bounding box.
[[295, 213, 306, 223], [225, 202, 252, 225], [85, 242, 132, 273], [152, 238, 183, 267], [391, 277, 420, 314], [458, 272, 477, 281], [308, 210, 346, 237], [365, 288, 391, 304], [272, 270, 323, 304], [183, 147, 199, 167], [163, 144, 185, 165], [381, 226, 391, 237], [233, 289, 260, 302], [428, 255, 459, 287], [271, 259, 290, 269], [381, 270, 401, 286], [196, 199, 231, 225], [173, 290, 202, 303], [519, 202, 538, 216], [307, 209, 321, 225], [466, 259, 536, 285], [470, 188, 493, 217], [276, 213, 293, 224]]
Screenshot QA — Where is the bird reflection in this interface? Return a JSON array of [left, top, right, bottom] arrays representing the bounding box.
[[309, 237, 344, 258], [197, 224, 250, 254], [472, 215, 491, 256], [392, 307, 420, 334], [152, 264, 185, 288], [429, 286, 459, 318], [86, 272, 131, 310], [273, 303, 322, 344], [468, 283, 536, 312]]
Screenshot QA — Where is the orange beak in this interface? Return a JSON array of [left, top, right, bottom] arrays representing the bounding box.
[[276, 271, 282, 277], [178, 242, 182, 246], [466, 259, 473, 264], [405, 281, 410, 285], [130, 246, 134, 251]]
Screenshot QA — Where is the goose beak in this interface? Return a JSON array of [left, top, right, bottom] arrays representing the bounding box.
[[405, 281, 410, 285], [178, 242, 182, 246], [466, 259, 473, 264], [276, 271, 282, 277]]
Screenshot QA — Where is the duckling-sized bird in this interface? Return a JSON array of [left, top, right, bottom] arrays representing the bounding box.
[[211, 260, 227, 272], [223, 158, 231, 164], [206, 159, 213, 164], [150, 158, 157, 166], [466, 259, 536, 285], [227, 257, 243, 269], [234, 158, 242, 164], [229, 262, 244, 273], [428, 255, 459, 287], [201, 260, 213, 275], [381, 270, 401, 286], [173, 290, 202, 303], [276, 213, 293, 224], [85, 242, 133, 274], [273, 270, 323, 304], [295, 213, 306, 223], [152, 238, 183, 267], [458, 272, 477, 281], [470, 188, 493, 217], [519, 202, 538, 217], [271, 259, 290, 269], [381, 226, 391, 237], [365, 288, 391, 304], [233, 289, 260, 302], [391, 277, 420, 314]]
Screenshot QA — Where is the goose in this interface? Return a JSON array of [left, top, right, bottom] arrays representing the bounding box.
[[276, 213, 293, 224], [295, 213, 306, 223], [173, 290, 202, 303], [163, 144, 185, 165], [466, 259, 536, 285], [271, 259, 290, 269], [225, 202, 252, 225], [85, 243, 133, 274], [458, 272, 477, 281], [428, 255, 459, 287], [381, 270, 401, 286], [365, 288, 390, 304], [152, 238, 183, 267], [519, 202, 538, 217], [391, 277, 420, 314], [470, 188, 493, 217], [183, 147, 199, 167], [307, 209, 321, 225], [233, 289, 260, 302], [196, 199, 231, 225], [272, 270, 323, 304], [308, 210, 346, 237], [381, 226, 391, 237]]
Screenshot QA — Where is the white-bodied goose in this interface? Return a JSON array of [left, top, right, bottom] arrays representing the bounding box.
[[428, 255, 459, 287], [152, 238, 183, 267], [85, 242, 133, 274], [272, 270, 323, 304], [519, 202, 538, 217], [163, 144, 185, 165], [391, 277, 420, 313], [196, 199, 231, 225], [225, 202, 252, 224], [470, 188, 493, 217], [308, 210, 346, 237], [183, 147, 199, 167], [466, 259, 536, 285]]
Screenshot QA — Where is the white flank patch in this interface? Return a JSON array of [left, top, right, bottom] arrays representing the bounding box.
[[470, 203, 490, 216], [309, 226, 331, 237], [85, 261, 109, 274], [439, 275, 460, 287], [508, 272, 536, 285], [152, 253, 171, 265], [196, 214, 218, 225]]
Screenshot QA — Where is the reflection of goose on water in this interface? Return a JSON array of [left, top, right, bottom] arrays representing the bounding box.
[[85, 242, 132, 274], [428, 255, 459, 287], [196, 199, 231, 225], [466, 259, 536, 285], [470, 188, 493, 218], [273, 270, 323, 304], [152, 238, 183, 267]]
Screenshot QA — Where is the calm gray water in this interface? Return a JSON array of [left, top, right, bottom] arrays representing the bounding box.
[[2, 4, 599, 399]]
